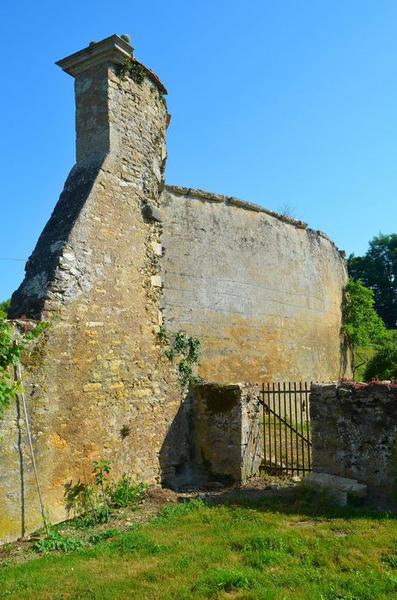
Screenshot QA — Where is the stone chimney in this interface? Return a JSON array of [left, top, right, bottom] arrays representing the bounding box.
[[56, 34, 167, 167], [9, 35, 168, 319]]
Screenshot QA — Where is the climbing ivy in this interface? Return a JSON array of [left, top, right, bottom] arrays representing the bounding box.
[[0, 311, 48, 420], [115, 58, 147, 85], [158, 327, 203, 387]]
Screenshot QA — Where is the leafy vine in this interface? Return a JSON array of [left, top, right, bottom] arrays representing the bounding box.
[[158, 327, 203, 387], [0, 307, 48, 419]]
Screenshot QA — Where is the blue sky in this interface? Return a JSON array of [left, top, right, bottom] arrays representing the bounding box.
[[1, 0, 396, 300]]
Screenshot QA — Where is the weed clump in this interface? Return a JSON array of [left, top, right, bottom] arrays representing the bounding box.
[[64, 460, 147, 527], [33, 530, 83, 554]]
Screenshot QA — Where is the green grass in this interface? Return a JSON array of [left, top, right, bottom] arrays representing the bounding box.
[[1, 491, 397, 599]]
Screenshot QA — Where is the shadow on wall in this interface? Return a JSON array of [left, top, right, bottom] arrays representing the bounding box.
[[159, 383, 263, 491], [159, 390, 197, 490]]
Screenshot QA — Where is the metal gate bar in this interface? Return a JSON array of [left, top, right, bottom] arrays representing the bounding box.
[[260, 382, 312, 475]]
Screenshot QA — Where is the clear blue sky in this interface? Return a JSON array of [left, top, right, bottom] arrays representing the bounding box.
[[1, 0, 396, 300]]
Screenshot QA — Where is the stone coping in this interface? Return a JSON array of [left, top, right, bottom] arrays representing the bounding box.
[[56, 35, 167, 94], [165, 185, 345, 257], [56, 35, 132, 76], [312, 381, 397, 391]]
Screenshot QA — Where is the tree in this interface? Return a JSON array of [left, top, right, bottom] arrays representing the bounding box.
[[348, 234, 397, 328], [342, 278, 387, 380], [365, 332, 397, 381], [0, 299, 10, 319]]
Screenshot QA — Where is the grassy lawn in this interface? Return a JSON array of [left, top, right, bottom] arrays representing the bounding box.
[[1, 489, 397, 599]]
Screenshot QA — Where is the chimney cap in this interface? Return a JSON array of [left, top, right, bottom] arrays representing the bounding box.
[[56, 34, 133, 77]]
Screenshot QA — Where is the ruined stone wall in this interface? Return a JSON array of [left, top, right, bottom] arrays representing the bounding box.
[[161, 187, 348, 383], [0, 35, 350, 544], [192, 383, 263, 485], [1, 39, 184, 544], [310, 382, 397, 498]]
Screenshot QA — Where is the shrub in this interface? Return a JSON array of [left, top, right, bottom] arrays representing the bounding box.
[[365, 334, 397, 380], [64, 461, 147, 527]]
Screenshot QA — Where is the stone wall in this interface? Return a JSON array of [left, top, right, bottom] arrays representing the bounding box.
[[192, 383, 263, 485], [161, 186, 348, 383], [310, 382, 397, 498]]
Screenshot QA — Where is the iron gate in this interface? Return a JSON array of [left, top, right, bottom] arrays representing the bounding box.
[[259, 382, 312, 475]]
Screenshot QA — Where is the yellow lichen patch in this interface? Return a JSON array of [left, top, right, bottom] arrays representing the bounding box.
[[49, 433, 67, 449], [83, 383, 102, 392]]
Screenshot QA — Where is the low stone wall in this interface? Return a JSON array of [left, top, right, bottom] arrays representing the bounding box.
[[310, 382, 397, 498], [192, 383, 263, 484]]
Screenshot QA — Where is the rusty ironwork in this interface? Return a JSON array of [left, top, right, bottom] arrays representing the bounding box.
[[260, 382, 312, 475]]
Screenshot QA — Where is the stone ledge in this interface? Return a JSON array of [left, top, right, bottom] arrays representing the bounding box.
[[304, 472, 367, 506]]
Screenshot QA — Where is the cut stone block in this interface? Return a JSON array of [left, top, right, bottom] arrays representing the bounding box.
[[304, 472, 367, 498], [151, 275, 162, 288]]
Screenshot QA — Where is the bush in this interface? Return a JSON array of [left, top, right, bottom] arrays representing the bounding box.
[[365, 333, 397, 380], [64, 461, 147, 526]]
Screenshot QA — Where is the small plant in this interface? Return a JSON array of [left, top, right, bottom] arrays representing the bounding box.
[[32, 529, 83, 554], [158, 328, 203, 387], [87, 529, 119, 545], [93, 460, 112, 522], [158, 325, 169, 344], [109, 475, 147, 509], [120, 424, 131, 439], [64, 461, 147, 527], [116, 58, 146, 85]]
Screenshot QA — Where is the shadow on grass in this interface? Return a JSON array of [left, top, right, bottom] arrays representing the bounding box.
[[195, 483, 397, 522]]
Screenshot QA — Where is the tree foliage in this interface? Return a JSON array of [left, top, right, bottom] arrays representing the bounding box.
[[348, 234, 397, 328], [0, 303, 47, 419], [342, 278, 387, 379], [365, 332, 397, 381], [0, 299, 10, 319]]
